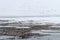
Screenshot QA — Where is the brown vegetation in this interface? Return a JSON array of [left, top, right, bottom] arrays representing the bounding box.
[[30, 25, 51, 30], [0, 24, 51, 38]]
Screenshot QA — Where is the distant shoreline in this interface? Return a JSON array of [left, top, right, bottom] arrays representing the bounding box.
[[0, 16, 60, 18]]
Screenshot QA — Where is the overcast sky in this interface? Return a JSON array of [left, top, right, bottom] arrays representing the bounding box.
[[0, 0, 60, 16]]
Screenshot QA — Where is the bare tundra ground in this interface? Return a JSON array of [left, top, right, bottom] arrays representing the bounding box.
[[0, 24, 51, 39]]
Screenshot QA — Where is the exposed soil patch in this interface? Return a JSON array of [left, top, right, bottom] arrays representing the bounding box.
[[19, 33, 50, 39]]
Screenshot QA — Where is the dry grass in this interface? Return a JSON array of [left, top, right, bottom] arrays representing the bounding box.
[[30, 25, 51, 30], [0, 24, 51, 38]]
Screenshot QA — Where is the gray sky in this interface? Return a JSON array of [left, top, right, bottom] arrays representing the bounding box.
[[0, 0, 60, 16]]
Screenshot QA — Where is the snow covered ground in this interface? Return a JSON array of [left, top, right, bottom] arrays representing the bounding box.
[[0, 17, 60, 40]]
